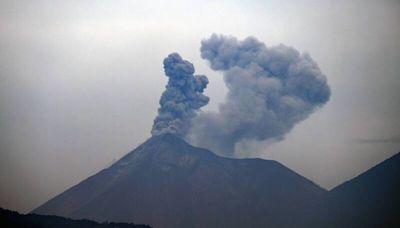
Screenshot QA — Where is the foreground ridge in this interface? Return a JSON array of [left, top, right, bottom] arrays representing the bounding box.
[[0, 207, 151, 228]]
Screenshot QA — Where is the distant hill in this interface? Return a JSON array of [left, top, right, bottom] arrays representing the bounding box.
[[324, 152, 400, 227], [0, 207, 151, 228], [33, 134, 326, 228]]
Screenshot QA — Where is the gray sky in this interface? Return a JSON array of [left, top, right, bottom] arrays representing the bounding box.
[[0, 0, 399, 213]]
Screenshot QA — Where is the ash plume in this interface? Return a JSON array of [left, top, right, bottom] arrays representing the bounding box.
[[187, 34, 331, 156], [151, 53, 209, 137]]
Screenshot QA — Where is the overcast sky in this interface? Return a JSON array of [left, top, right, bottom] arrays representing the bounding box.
[[1, 0, 399, 213]]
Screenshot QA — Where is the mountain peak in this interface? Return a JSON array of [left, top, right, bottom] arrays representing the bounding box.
[[145, 133, 185, 145], [113, 133, 217, 170], [131, 133, 208, 155]]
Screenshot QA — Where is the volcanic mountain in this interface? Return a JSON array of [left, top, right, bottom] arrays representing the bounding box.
[[33, 134, 326, 228]]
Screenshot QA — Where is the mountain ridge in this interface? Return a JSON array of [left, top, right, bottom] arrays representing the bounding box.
[[331, 152, 400, 192], [324, 151, 400, 227]]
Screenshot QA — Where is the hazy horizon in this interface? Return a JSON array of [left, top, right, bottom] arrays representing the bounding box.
[[1, 0, 399, 213]]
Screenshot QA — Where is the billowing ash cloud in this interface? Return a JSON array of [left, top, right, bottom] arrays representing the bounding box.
[[187, 34, 331, 156], [151, 53, 209, 137]]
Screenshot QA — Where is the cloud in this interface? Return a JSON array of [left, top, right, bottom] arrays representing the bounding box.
[[187, 34, 331, 156], [356, 135, 400, 144]]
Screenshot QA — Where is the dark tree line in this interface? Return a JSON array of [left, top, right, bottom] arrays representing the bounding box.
[[0, 207, 151, 228]]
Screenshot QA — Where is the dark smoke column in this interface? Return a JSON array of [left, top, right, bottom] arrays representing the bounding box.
[[187, 34, 331, 156], [151, 53, 209, 137]]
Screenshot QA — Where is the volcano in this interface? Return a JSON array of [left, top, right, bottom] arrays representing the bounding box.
[[32, 134, 326, 228]]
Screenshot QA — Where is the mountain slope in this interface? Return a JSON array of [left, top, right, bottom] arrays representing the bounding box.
[[325, 152, 400, 227], [33, 134, 326, 228]]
